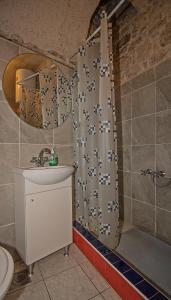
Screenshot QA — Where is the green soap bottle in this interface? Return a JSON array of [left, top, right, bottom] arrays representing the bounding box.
[[49, 148, 58, 166]]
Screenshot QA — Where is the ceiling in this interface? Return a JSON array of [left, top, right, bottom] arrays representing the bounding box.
[[0, 0, 100, 60]]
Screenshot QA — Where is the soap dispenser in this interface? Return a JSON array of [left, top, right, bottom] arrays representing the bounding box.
[[49, 148, 58, 166]]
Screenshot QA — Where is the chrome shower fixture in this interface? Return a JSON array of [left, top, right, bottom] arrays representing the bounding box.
[[140, 169, 166, 178]]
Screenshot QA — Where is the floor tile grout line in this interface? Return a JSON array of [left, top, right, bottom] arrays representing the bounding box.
[[39, 252, 100, 300], [79, 263, 104, 297], [38, 263, 52, 300], [7, 278, 45, 296], [71, 246, 110, 295], [88, 293, 103, 300], [37, 261, 79, 282]]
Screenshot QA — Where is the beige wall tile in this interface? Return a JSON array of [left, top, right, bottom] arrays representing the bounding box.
[[132, 200, 155, 234], [156, 57, 171, 80], [131, 69, 155, 90], [132, 115, 155, 145], [0, 59, 7, 80], [132, 83, 155, 118], [0, 37, 19, 61], [132, 173, 155, 205], [0, 144, 19, 184], [54, 118, 73, 145], [20, 119, 53, 144], [54, 145, 74, 165], [132, 145, 155, 172], [0, 89, 6, 102], [156, 208, 171, 246], [118, 171, 131, 197], [0, 224, 15, 247], [118, 146, 131, 172], [0, 102, 19, 143], [156, 75, 171, 112], [119, 195, 131, 223], [156, 110, 171, 144], [117, 120, 131, 146], [116, 93, 131, 122], [0, 184, 14, 226], [156, 144, 171, 177], [156, 177, 171, 211]]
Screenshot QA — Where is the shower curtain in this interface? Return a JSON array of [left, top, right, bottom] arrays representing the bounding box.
[[20, 87, 42, 128], [57, 71, 72, 126], [39, 68, 58, 128], [73, 12, 119, 249]]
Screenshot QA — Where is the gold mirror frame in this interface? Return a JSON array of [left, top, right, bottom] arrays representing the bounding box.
[[3, 53, 72, 129]]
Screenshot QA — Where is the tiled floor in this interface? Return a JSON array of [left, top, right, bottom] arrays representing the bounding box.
[[5, 244, 122, 300]]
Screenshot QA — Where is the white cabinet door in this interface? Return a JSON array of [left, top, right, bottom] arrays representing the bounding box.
[[25, 187, 72, 265]]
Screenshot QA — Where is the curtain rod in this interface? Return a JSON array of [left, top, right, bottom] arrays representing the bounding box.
[[70, 0, 127, 61], [17, 63, 69, 85], [17, 71, 39, 85]]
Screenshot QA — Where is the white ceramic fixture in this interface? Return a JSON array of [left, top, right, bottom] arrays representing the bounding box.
[[15, 165, 74, 185], [0, 247, 14, 300], [14, 166, 74, 273]]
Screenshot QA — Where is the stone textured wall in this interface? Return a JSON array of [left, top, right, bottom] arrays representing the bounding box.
[[0, 37, 73, 246], [0, 0, 99, 60], [113, 0, 171, 84]]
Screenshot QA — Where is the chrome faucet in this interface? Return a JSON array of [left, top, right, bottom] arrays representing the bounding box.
[[30, 148, 51, 167]]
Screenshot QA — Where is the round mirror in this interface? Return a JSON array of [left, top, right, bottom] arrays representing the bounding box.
[[3, 53, 72, 129]]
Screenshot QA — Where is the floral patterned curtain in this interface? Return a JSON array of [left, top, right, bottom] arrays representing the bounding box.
[[39, 68, 58, 128], [20, 87, 42, 128], [57, 71, 72, 126], [73, 12, 119, 249]]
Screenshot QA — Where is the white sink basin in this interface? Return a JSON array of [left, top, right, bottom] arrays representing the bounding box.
[[15, 166, 74, 185]]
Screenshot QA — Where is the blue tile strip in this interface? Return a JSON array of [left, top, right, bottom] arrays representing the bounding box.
[[150, 293, 169, 300], [73, 221, 169, 300]]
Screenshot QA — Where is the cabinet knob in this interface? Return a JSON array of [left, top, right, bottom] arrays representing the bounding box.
[[31, 199, 34, 202]]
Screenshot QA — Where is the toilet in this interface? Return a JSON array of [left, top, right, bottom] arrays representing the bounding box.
[[0, 246, 14, 300]]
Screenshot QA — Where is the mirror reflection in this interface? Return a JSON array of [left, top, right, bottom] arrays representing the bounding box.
[[3, 53, 72, 129]]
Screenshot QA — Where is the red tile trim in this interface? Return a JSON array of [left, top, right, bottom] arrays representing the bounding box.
[[73, 228, 145, 300]]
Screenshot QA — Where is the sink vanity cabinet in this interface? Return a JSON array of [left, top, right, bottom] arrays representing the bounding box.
[[14, 168, 73, 269]]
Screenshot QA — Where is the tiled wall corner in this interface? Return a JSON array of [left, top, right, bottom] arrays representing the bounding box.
[[116, 57, 171, 245]]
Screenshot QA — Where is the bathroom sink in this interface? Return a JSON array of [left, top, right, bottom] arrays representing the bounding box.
[[15, 166, 74, 185]]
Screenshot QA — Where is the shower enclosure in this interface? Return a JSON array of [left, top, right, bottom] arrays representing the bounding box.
[[72, 0, 171, 298], [115, 57, 171, 297]]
